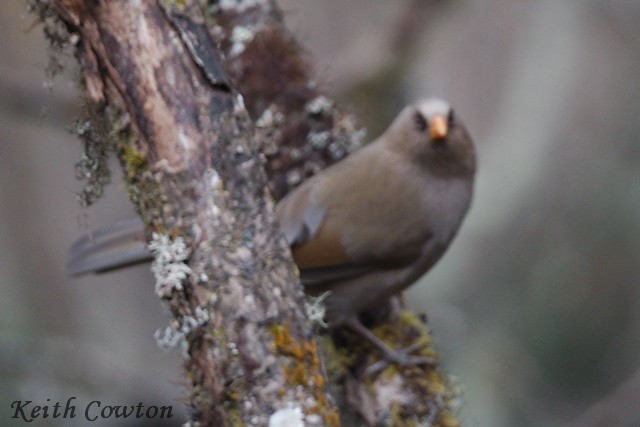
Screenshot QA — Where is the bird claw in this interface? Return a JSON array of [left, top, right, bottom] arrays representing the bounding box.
[[344, 316, 436, 376], [365, 342, 435, 376]]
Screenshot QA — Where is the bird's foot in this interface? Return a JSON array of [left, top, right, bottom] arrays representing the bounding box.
[[344, 316, 435, 376], [366, 341, 435, 376]]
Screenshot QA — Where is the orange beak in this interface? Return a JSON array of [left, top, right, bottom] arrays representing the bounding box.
[[429, 115, 448, 140]]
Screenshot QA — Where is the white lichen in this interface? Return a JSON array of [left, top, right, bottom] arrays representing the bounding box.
[[148, 232, 193, 298], [235, 93, 247, 114], [376, 374, 411, 408], [307, 131, 332, 150], [286, 170, 302, 186], [230, 25, 256, 56], [335, 115, 366, 153], [305, 413, 323, 425], [194, 306, 210, 325], [268, 406, 304, 427], [349, 127, 367, 150], [180, 315, 200, 334], [155, 308, 209, 355], [209, 170, 221, 189], [327, 141, 346, 160], [228, 342, 239, 356], [180, 309, 210, 336], [305, 96, 333, 116], [75, 120, 92, 137], [256, 108, 274, 128], [256, 107, 284, 129], [305, 292, 330, 328], [207, 170, 223, 217], [154, 325, 185, 351], [218, 0, 265, 13]]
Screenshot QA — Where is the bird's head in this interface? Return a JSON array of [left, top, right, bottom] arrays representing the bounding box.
[[385, 97, 476, 179]]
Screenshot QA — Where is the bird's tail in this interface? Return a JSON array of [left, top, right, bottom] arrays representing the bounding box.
[[67, 218, 151, 276]]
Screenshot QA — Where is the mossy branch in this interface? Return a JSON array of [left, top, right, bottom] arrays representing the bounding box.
[[33, 0, 463, 425], [206, 1, 463, 425], [35, 0, 336, 425]]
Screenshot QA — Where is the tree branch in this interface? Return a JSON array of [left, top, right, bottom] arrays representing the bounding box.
[[39, 0, 337, 425], [33, 0, 463, 425], [206, 1, 462, 425], [204, 0, 365, 201]]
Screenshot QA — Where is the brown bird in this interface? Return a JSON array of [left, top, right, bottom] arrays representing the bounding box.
[[68, 97, 476, 366]]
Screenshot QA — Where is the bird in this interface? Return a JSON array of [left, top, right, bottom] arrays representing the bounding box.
[[67, 97, 476, 367]]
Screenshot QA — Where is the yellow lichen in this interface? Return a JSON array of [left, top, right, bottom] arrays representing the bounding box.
[[271, 324, 340, 426], [425, 370, 447, 395], [438, 410, 460, 427]]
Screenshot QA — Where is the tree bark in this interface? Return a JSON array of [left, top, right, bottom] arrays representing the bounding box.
[[39, 0, 337, 425], [205, 0, 366, 201], [34, 0, 462, 425], [205, 2, 462, 426]]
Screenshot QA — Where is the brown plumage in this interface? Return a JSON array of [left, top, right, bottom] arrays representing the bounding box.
[[277, 98, 475, 323], [68, 97, 476, 366]]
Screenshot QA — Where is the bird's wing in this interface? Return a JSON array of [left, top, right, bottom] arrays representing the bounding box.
[[67, 218, 151, 276], [276, 181, 349, 267], [275, 159, 431, 286], [275, 177, 367, 286]]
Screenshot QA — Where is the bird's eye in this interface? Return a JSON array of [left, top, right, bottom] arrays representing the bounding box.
[[447, 109, 455, 125], [414, 113, 428, 132]]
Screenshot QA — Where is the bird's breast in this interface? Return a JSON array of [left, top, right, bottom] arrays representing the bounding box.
[[420, 176, 473, 248]]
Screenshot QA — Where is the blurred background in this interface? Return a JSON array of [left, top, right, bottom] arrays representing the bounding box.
[[2, 0, 640, 425]]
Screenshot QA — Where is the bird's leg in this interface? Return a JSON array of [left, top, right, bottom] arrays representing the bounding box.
[[388, 295, 404, 319], [344, 316, 435, 373]]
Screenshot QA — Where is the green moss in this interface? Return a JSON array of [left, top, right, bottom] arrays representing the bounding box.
[[120, 144, 147, 181], [116, 141, 152, 215], [326, 310, 462, 426], [386, 311, 462, 426], [389, 401, 417, 427], [318, 336, 353, 380]]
